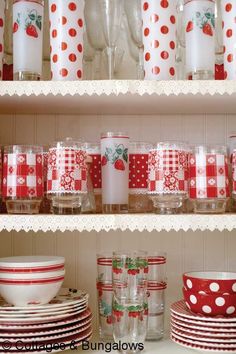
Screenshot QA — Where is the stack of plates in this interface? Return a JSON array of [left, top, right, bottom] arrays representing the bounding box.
[[0, 288, 92, 353], [171, 300, 236, 353]]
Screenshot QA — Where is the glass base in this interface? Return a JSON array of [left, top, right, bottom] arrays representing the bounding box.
[[6, 199, 41, 214], [14, 71, 41, 81], [149, 194, 186, 214], [190, 69, 214, 80], [103, 204, 128, 214], [146, 313, 164, 341], [129, 194, 153, 213], [192, 198, 227, 214], [49, 194, 83, 215]]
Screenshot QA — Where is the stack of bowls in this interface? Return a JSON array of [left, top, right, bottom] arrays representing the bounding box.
[[0, 256, 65, 306], [182, 271, 236, 316]]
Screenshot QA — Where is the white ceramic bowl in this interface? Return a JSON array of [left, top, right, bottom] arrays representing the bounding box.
[[0, 269, 65, 280], [0, 256, 65, 272]]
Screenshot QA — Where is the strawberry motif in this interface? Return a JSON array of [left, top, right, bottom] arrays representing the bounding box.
[[106, 315, 112, 324], [112, 268, 122, 274], [26, 24, 38, 38], [203, 23, 213, 36], [144, 267, 149, 274], [186, 21, 193, 32], [101, 156, 107, 166], [13, 22, 18, 33], [114, 159, 125, 171]]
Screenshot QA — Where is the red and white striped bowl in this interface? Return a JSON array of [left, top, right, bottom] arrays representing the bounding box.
[[0, 256, 65, 273], [0, 269, 65, 280]]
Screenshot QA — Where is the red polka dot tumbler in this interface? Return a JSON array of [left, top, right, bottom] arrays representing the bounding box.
[[13, 0, 44, 80], [221, 0, 236, 80], [184, 0, 215, 80], [0, 1, 5, 81], [48, 0, 84, 80], [141, 0, 177, 80]]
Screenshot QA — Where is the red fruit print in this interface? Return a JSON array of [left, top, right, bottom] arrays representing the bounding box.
[[26, 25, 38, 38], [0, 18, 3, 27], [203, 23, 213, 36], [13, 22, 18, 33], [106, 315, 112, 324], [114, 159, 125, 171], [144, 309, 148, 315], [144, 267, 148, 274], [101, 156, 107, 166], [186, 21, 193, 32]]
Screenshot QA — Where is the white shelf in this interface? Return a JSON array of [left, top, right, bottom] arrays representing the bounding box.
[[1, 80, 236, 114], [1, 214, 236, 233]]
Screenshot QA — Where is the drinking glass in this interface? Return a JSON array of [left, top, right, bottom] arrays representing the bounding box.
[[124, 0, 144, 80], [2, 145, 43, 214], [102, 47, 125, 79], [189, 145, 230, 213], [40, 147, 51, 213], [0, 1, 5, 81], [99, 0, 123, 79], [148, 142, 190, 214], [81, 154, 96, 213], [83, 31, 95, 80], [101, 132, 129, 214], [97, 253, 112, 283], [97, 281, 113, 341], [84, 0, 106, 80], [148, 253, 167, 284], [47, 138, 87, 214], [13, 0, 44, 80]]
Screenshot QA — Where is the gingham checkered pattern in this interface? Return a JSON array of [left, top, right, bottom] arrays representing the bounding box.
[[148, 150, 189, 193], [232, 151, 236, 194], [189, 153, 230, 199], [47, 148, 87, 193], [2, 153, 43, 198]]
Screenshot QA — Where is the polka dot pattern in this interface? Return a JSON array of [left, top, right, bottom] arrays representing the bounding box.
[[141, 0, 176, 80], [49, 0, 84, 80], [221, 0, 236, 79], [129, 153, 149, 190], [0, 0, 4, 81]]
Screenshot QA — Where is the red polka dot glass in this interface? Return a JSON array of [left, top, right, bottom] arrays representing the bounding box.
[[129, 142, 153, 213], [184, 0, 215, 80], [189, 145, 230, 214], [148, 142, 189, 214], [0, 1, 5, 81], [2, 145, 43, 214], [221, 0, 236, 80], [48, 0, 84, 80], [13, 0, 44, 80]]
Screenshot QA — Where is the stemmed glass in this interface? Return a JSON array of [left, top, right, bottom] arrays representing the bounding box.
[[124, 0, 144, 80], [99, 0, 123, 80], [84, 0, 106, 80], [83, 31, 95, 80]]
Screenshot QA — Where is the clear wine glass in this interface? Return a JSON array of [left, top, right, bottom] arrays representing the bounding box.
[[83, 31, 95, 80], [99, 0, 123, 79], [84, 0, 106, 79], [102, 46, 124, 78], [124, 0, 144, 80]]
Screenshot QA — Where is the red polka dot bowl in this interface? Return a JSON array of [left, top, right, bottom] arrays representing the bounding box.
[[183, 272, 236, 294], [182, 287, 236, 317]]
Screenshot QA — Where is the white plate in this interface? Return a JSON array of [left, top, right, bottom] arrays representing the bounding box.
[[0, 288, 88, 311], [171, 316, 236, 332], [171, 331, 236, 348], [171, 327, 236, 343], [171, 300, 236, 323], [171, 334, 236, 353], [171, 321, 236, 337], [0, 308, 91, 330], [171, 313, 236, 328]]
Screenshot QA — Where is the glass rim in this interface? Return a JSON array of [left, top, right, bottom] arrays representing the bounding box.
[[4, 145, 43, 154], [112, 250, 148, 258], [101, 132, 129, 139], [49, 138, 85, 150], [151, 141, 190, 151], [193, 145, 227, 154], [184, 0, 215, 4]]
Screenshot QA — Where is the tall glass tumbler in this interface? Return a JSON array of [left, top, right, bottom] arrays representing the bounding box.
[[2, 145, 43, 214], [97, 281, 113, 341], [221, 0, 236, 80], [101, 132, 129, 213], [141, 0, 177, 80], [189, 145, 230, 213], [49, 0, 84, 80], [13, 0, 44, 80], [0, 1, 5, 81], [184, 0, 215, 80], [47, 138, 87, 214]]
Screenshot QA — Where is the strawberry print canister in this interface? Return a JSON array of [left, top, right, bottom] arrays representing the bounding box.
[[184, 0, 215, 79], [2, 145, 43, 214], [141, 0, 177, 80], [47, 138, 87, 214], [101, 132, 129, 213], [48, 0, 84, 80], [13, 0, 44, 80], [221, 0, 236, 80], [148, 142, 189, 214], [129, 142, 153, 213], [189, 145, 230, 213]]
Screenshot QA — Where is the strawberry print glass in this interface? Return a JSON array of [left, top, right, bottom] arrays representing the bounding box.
[[47, 139, 87, 214], [97, 282, 113, 340], [148, 142, 189, 214], [141, 0, 177, 80], [0, 1, 5, 81], [97, 253, 112, 283], [101, 132, 129, 214], [13, 0, 44, 80], [189, 145, 230, 213], [129, 142, 153, 213], [2, 145, 43, 214], [221, 0, 236, 80], [85, 143, 102, 213], [184, 0, 215, 80], [48, 0, 84, 80], [148, 253, 167, 284]]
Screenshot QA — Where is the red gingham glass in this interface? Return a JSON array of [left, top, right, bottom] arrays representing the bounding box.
[[47, 138, 87, 214], [189, 145, 230, 213], [2, 145, 43, 214], [148, 142, 189, 214]]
